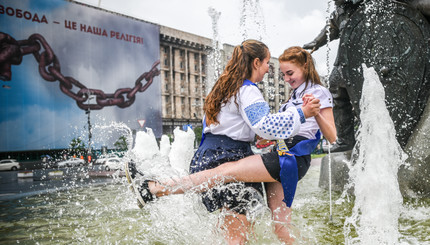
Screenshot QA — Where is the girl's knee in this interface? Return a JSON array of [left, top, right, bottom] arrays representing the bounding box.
[[273, 223, 295, 244]]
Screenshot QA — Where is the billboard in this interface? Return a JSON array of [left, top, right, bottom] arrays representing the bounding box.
[[0, 0, 161, 152]]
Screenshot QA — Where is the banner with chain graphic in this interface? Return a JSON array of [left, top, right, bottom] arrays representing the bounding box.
[[0, 0, 161, 152]]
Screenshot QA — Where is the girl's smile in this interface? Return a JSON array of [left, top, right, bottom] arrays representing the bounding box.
[[280, 61, 306, 89]]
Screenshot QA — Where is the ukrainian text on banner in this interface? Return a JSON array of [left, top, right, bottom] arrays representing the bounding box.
[[0, 0, 161, 152]]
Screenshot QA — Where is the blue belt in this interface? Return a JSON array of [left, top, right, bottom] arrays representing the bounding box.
[[278, 130, 321, 207]]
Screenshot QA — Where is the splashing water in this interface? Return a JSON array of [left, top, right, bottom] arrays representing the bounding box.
[[1, 123, 429, 243], [364, 0, 395, 25], [127, 127, 279, 244], [239, 0, 267, 42], [344, 64, 408, 244], [2, 120, 429, 243], [129, 128, 195, 178], [207, 7, 222, 94], [130, 128, 160, 161], [206, 1, 269, 98], [325, 0, 333, 87], [238, 0, 277, 102], [128, 128, 225, 244], [93, 121, 133, 154], [168, 128, 195, 173], [159, 134, 171, 157]]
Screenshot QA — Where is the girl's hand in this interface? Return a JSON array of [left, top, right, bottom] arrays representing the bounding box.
[[301, 95, 320, 118], [302, 94, 315, 106]]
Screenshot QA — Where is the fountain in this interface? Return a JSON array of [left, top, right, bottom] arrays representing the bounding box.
[[239, 0, 267, 42], [318, 0, 430, 203], [1, 122, 429, 243], [343, 65, 407, 244], [206, 7, 222, 95], [1, 0, 430, 244]]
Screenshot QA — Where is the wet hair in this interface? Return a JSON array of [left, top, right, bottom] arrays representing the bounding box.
[[278, 46, 322, 97], [204, 39, 269, 126]]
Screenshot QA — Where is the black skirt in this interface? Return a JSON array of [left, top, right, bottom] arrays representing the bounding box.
[[189, 133, 264, 214]]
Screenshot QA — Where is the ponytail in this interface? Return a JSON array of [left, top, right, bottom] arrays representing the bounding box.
[[204, 39, 269, 126]]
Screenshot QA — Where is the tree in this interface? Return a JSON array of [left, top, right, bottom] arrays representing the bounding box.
[[69, 137, 86, 156], [114, 135, 128, 151], [194, 126, 203, 146]]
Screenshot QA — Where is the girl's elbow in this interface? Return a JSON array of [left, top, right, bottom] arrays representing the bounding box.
[[328, 137, 336, 144], [327, 133, 337, 144]]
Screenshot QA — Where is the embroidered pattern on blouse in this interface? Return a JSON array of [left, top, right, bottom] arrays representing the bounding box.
[[260, 114, 295, 138], [244, 102, 270, 126]]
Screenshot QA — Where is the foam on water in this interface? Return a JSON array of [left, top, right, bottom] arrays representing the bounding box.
[[129, 127, 194, 177], [344, 64, 408, 244], [159, 134, 171, 157], [168, 127, 195, 173], [131, 128, 160, 161]]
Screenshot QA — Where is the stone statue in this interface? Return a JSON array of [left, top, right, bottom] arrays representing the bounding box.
[[307, 0, 430, 197], [304, 0, 360, 152], [304, 0, 430, 152]]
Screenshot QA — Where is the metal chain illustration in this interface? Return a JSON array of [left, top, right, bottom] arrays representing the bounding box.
[[0, 32, 160, 110]]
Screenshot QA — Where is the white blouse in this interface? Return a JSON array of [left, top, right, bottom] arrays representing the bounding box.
[[204, 83, 303, 142], [280, 82, 333, 140]]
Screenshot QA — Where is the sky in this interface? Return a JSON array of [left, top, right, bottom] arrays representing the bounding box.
[[73, 0, 339, 76]]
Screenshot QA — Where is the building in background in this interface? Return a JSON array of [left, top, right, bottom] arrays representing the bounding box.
[[160, 27, 291, 135], [159, 26, 211, 134], [0, 0, 292, 161]]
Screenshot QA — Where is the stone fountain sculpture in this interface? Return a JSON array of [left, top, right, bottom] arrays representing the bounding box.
[[303, 0, 430, 197]]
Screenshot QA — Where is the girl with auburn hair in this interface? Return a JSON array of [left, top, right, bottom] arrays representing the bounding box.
[[278, 46, 336, 146], [126, 42, 325, 244]]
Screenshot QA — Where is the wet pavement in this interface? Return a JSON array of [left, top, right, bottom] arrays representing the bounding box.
[[0, 159, 323, 201], [0, 166, 124, 201]]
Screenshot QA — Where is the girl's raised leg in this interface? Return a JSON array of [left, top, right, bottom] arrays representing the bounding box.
[[149, 154, 276, 197]]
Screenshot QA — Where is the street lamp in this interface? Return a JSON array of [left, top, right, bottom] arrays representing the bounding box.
[[85, 108, 92, 154], [85, 92, 95, 161]]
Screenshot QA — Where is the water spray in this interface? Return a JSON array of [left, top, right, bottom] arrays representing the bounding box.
[[325, 0, 334, 222], [207, 7, 222, 95], [328, 141, 333, 222]]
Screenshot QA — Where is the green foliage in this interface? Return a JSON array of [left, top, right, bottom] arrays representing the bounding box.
[[114, 135, 128, 151], [69, 137, 86, 155], [194, 126, 203, 146], [311, 153, 327, 159]]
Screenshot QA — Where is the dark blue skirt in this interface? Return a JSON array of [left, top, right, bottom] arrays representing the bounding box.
[[189, 133, 263, 214]]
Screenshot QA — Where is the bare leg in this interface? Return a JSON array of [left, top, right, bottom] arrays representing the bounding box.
[[266, 182, 295, 244], [149, 154, 276, 197], [221, 208, 250, 245]]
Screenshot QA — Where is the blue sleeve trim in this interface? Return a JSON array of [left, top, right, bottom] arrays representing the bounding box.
[[244, 102, 270, 126], [297, 108, 306, 124]]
